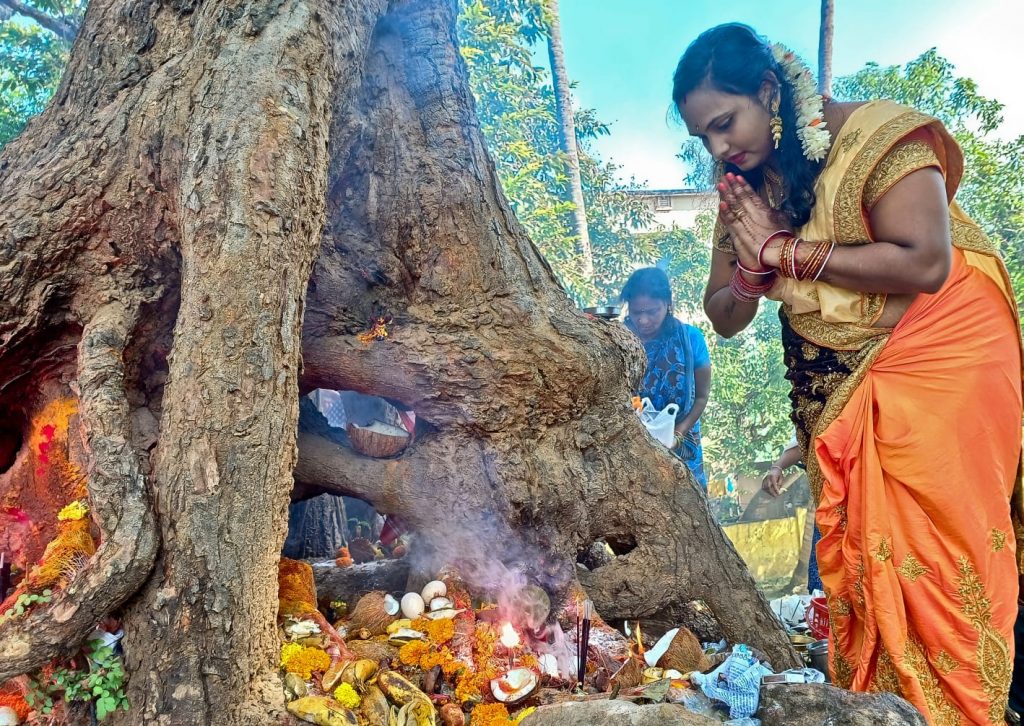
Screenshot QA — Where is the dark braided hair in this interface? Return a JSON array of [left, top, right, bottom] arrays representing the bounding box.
[[671, 23, 824, 227]]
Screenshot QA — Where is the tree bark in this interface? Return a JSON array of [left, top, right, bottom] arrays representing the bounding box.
[[0, 0, 798, 722], [818, 0, 835, 97], [544, 0, 593, 286]]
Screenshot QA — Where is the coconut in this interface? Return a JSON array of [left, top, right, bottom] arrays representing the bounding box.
[[383, 594, 401, 616], [429, 597, 454, 611], [656, 626, 710, 673], [425, 608, 465, 620], [0, 707, 18, 726], [610, 656, 644, 689], [347, 421, 410, 458], [490, 668, 538, 703], [420, 580, 447, 602], [400, 592, 425, 619], [347, 591, 395, 636], [347, 639, 399, 663]]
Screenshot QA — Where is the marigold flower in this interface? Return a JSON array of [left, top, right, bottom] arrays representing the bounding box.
[[280, 644, 330, 679], [424, 617, 455, 644], [280, 642, 304, 667], [333, 682, 361, 709], [398, 640, 430, 666], [470, 702, 510, 726]]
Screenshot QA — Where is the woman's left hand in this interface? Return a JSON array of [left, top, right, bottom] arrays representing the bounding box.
[[718, 173, 790, 269]]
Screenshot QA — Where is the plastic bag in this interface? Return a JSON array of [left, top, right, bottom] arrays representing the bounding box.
[[637, 397, 679, 447]]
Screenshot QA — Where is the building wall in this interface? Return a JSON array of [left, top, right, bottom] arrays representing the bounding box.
[[629, 190, 717, 233]]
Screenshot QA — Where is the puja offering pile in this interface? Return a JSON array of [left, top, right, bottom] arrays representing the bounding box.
[[275, 558, 751, 726]]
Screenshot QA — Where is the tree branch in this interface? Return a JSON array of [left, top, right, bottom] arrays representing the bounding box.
[[0, 302, 158, 680], [0, 0, 78, 42]]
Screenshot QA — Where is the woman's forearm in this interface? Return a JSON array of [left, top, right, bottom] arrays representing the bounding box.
[[802, 239, 951, 295], [704, 285, 758, 338], [676, 395, 709, 434]]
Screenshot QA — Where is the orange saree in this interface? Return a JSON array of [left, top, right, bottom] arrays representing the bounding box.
[[815, 248, 1022, 724], [712, 101, 1024, 724]]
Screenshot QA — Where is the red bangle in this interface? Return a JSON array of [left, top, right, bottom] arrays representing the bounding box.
[[758, 230, 793, 268], [729, 267, 775, 302]]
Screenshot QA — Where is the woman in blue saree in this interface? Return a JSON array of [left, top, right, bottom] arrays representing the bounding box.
[[622, 267, 712, 488]]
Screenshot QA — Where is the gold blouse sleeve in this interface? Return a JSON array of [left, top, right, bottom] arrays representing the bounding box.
[[863, 136, 942, 210]]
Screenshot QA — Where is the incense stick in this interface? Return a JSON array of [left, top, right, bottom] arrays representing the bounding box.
[[578, 599, 592, 689]]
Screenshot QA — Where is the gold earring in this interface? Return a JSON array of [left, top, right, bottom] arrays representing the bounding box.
[[770, 95, 783, 149]]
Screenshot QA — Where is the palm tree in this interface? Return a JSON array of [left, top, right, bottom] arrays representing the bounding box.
[[544, 0, 593, 284], [818, 0, 835, 97]]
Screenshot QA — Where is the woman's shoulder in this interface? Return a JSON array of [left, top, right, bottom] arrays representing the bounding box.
[[823, 101, 869, 139]]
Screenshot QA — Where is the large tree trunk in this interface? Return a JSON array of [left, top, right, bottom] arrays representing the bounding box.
[[0, 0, 797, 722], [818, 0, 835, 97], [544, 0, 593, 286]]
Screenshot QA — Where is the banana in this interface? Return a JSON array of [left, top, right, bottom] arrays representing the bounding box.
[[393, 700, 437, 726], [360, 685, 392, 725], [377, 670, 428, 707]]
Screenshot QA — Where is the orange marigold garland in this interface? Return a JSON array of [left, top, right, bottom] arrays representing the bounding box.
[[470, 702, 510, 726], [398, 640, 430, 667], [0, 683, 31, 721], [280, 644, 331, 679], [278, 557, 318, 618]]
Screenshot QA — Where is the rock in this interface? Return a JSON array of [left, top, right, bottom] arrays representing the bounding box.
[[284, 672, 308, 700], [758, 683, 927, 725], [520, 700, 720, 725], [312, 557, 410, 607]]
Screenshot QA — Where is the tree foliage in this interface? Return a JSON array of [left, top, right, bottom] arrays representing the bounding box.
[[457, 0, 651, 305], [0, 0, 81, 146]]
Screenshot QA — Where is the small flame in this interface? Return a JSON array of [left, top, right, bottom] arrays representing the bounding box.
[[634, 621, 645, 656], [500, 622, 520, 649]]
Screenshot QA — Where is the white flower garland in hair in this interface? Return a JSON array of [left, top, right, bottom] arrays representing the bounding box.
[[770, 43, 831, 162]]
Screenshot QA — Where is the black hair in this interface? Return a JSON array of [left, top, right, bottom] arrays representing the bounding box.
[[671, 23, 823, 226], [620, 267, 672, 306]]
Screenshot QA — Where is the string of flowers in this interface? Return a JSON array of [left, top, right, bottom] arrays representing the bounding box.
[[771, 43, 831, 161]]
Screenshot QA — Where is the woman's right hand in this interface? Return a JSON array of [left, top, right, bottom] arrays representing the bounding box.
[[718, 173, 791, 271], [761, 465, 784, 497]]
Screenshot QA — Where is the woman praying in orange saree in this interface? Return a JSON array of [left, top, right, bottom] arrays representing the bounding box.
[[673, 24, 1023, 725]]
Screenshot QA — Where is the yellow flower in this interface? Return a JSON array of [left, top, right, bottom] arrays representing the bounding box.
[[423, 617, 455, 644], [57, 500, 89, 521], [280, 645, 330, 679], [398, 640, 430, 667], [470, 702, 510, 726], [333, 683, 361, 709], [513, 706, 536, 724], [280, 642, 304, 668]]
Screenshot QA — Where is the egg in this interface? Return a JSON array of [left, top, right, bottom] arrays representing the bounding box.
[[400, 592, 425, 619], [420, 580, 447, 602]]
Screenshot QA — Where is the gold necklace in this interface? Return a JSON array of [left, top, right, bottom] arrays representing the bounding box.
[[763, 167, 784, 210]]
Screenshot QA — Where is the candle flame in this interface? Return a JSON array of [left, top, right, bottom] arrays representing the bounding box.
[[634, 622, 645, 656], [500, 622, 520, 649]]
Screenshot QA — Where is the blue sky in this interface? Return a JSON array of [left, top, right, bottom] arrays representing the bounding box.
[[553, 0, 1023, 189]]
